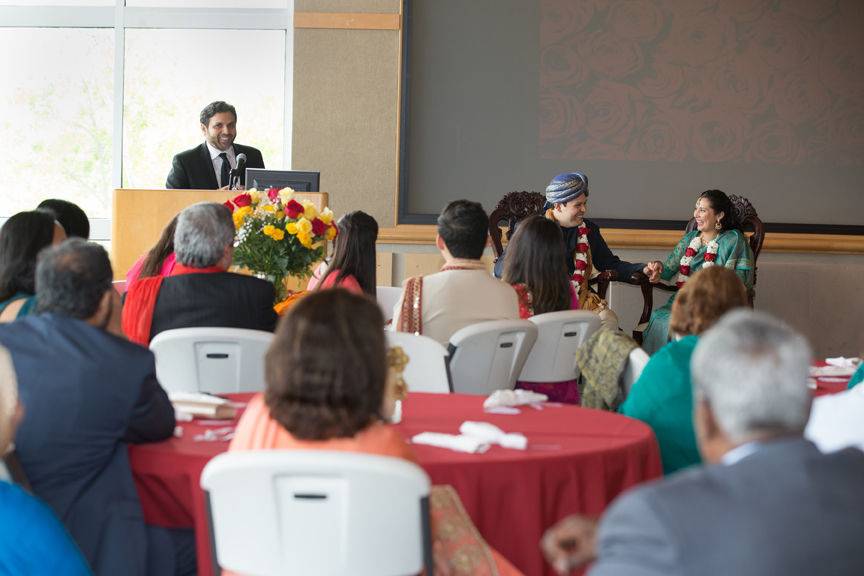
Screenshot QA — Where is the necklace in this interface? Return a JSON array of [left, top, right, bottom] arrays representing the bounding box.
[[571, 225, 590, 287], [676, 234, 719, 288]]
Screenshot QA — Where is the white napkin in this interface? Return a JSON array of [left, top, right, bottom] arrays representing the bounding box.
[[483, 389, 548, 410], [826, 357, 860, 368], [459, 421, 527, 450], [411, 432, 490, 454]]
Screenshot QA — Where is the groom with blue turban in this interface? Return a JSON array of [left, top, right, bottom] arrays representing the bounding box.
[[496, 171, 644, 329]]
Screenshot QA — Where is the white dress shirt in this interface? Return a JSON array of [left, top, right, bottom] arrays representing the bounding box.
[[206, 142, 236, 188]]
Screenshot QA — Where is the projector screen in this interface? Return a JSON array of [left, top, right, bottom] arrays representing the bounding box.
[[399, 0, 864, 232]]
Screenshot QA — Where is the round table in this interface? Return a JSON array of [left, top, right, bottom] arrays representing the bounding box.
[[130, 392, 661, 576]]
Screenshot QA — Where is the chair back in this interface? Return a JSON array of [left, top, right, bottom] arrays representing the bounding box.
[[488, 191, 546, 258], [620, 347, 650, 397], [150, 327, 273, 395], [447, 320, 537, 395], [518, 310, 601, 382], [201, 450, 432, 576], [386, 331, 451, 393], [376, 286, 403, 324]]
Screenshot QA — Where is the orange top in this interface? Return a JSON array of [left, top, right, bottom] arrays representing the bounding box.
[[229, 393, 416, 462]]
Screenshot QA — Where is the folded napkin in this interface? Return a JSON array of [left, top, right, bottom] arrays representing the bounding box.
[[483, 389, 548, 410], [826, 357, 861, 368], [459, 421, 527, 450], [169, 392, 237, 419], [411, 432, 490, 454]]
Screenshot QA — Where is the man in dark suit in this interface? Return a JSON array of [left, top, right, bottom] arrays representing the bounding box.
[[0, 239, 193, 576], [541, 310, 864, 576], [165, 101, 264, 190], [122, 202, 277, 344]]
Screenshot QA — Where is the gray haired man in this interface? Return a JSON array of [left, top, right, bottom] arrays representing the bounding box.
[[122, 202, 277, 344], [541, 310, 864, 576]]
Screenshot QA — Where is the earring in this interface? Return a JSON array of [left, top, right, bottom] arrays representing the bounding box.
[[715, 221, 722, 231]]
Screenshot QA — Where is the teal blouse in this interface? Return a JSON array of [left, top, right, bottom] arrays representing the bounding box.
[[0, 292, 37, 319], [619, 335, 702, 475], [849, 363, 864, 390]]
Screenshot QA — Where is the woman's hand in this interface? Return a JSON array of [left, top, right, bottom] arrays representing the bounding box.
[[642, 261, 663, 283]]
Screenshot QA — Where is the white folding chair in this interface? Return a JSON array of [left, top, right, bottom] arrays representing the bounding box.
[[447, 320, 537, 396], [518, 310, 601, 382], [149, 327, 273, 395], [201, 450, 432, 576], [386, 331, 451, 393], [621, 346, 650, 397], [376, 286, 403, 324]]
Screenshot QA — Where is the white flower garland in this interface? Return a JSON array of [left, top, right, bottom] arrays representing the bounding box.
[[676, 234, 719, 288], [572, 225, 590, 287]]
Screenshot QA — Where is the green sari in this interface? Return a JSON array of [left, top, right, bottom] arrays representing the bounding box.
[[642, 229, 754, 354]]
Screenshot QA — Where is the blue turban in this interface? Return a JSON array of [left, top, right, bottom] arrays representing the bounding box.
[[545, 171, 588, 205]]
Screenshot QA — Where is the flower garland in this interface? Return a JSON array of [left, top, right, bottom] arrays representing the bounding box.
[[676, 234, 718, 288], [571, 225, 590, 286]]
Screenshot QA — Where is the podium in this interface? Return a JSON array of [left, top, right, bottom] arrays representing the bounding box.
[[112, 189, 329, 280]]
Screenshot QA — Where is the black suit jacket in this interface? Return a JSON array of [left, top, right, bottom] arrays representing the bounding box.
[[165, 142, 265, 189], [149, 272, 278, 341], [0, 314, 175, 576]]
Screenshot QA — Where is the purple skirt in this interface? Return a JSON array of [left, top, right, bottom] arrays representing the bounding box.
[[515, 379, 580, 405]]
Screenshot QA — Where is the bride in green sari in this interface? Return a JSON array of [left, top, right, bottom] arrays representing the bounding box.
[[641, 190, 754, 354]]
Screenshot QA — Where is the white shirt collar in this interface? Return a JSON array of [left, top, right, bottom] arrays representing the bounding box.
[[206, 141, 235, 161], [721, 441, 762, 466]]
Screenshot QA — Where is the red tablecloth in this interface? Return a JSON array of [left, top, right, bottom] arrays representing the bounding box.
[[130, 393, 661, 576], [812, 361, 855, 397]]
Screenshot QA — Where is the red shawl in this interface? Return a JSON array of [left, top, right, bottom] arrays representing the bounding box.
[[121, 263, 223, 346]]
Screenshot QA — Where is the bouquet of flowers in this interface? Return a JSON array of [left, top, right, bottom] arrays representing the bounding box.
[[224, 187, 337, 302]]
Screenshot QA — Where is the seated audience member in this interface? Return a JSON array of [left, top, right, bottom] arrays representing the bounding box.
[[806, 382, 864, 453], [231, 289, 522, 575], [122, 202, 277, 345], [0, 210, 66, 322], [502, 214, 581, 403], [542, 310, 864, 576], [307, 210, 377, 296], [0, 345, 91, 575], [619, 267, 748, 474], [0, 240, 192, 576], [125, 215, 178, 287], [37, 199, 91, 239], [393, 199, 519, 344]]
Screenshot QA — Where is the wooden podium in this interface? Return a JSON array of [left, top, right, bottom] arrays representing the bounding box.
[[112, 189, 329, 280]]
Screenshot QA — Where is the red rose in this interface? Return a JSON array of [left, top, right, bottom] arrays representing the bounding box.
[[576, 243, 589, 253], [266, 187, 279, 201], [680, 265, 691, 275], [685, 247, 696, 257], [704, 253, 717, 262], [284, 199, 304, 218], [233, 193, 252, 207], [223, 200, 234, 213], [311, 218, 328, 236], [578, 226, 588, 236], [676, 280, 685, 288], [572, 273, 584, 284], [575, 259, 588, 271]]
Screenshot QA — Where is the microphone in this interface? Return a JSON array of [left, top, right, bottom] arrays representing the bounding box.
[[229, 153, 247, 190]]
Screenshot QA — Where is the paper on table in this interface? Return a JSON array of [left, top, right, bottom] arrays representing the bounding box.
[[411, 432, 490, 454], [169, 392, 237, 419], [825, 356, 860, 368], [810, 365, 858, 378]]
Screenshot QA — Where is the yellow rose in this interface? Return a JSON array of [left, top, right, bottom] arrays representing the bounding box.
[[326, 225, 337, 240], [298, 231, 314, 248], [232, 206, 253, 229], [248, 190, 262, 205], [259, 204, 276, 213], [278, 187, 295, 205], [285, 222, 298, 235], [318, 207, 334, 225], [295, 217, 313, 235], [301, 200, 318, 221], [265, 226, 285, 241]]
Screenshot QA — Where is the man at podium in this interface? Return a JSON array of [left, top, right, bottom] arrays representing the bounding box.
[[165, 101, 265, 190]]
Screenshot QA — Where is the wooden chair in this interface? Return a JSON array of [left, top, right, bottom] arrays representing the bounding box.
[[488, 191, 546, 262], [600, 194, 764, 343]]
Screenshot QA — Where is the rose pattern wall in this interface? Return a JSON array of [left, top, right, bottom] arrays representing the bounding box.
[[539, 0, 864, 166]]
